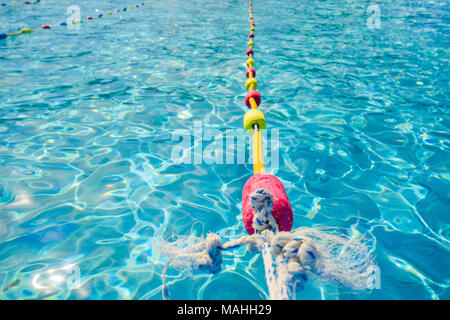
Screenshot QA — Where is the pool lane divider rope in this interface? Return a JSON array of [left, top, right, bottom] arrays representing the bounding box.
[[0, 1, 150, 40], [1, 1, 41, 6], [241, 0, 293, 237], [156, 0, 376, 300], [240, 0, 295, 299]]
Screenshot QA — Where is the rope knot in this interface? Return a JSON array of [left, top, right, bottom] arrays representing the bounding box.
[[271, 233, 319, 272], [250, 188, 278, 234]]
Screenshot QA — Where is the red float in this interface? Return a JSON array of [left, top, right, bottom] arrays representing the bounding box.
[[245, 90, 261, 108], [242, 174, 293, 235], [245, 67, 256, 78]]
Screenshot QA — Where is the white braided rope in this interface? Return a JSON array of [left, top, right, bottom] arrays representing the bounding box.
[[250, 189, 278, 234], [249, 189, 295, 300]]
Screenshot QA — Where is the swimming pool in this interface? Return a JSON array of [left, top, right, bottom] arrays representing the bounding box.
[[0, 0, 448, 300]]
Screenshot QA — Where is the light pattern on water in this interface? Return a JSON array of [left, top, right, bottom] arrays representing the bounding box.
[[0, 0, 449, 299]]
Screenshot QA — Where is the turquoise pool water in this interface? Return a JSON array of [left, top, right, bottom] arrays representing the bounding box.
[[0, 0, 449, 300]]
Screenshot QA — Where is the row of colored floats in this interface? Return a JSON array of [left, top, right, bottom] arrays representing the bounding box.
[[241, 0, 294, 235], [1, 0, 41, 5], [0, 1, 150, 40]]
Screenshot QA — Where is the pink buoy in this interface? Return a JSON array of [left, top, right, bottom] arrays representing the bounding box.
[[244, 90, 261, 108], [87, 16, 93, 20], [246, 48, 254, 56], [245, 67, 256, 78], [242, 174, 293, 235], [42, 24, 51, 29], [249, 32, 254, 38]]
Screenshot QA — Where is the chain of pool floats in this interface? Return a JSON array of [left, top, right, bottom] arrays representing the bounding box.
[[1, 0, 41, 5], [2, 0, 267, 172], [2, 0, 266, 172], [0, 1, 150, 40], [244, 0, 267, 175]]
